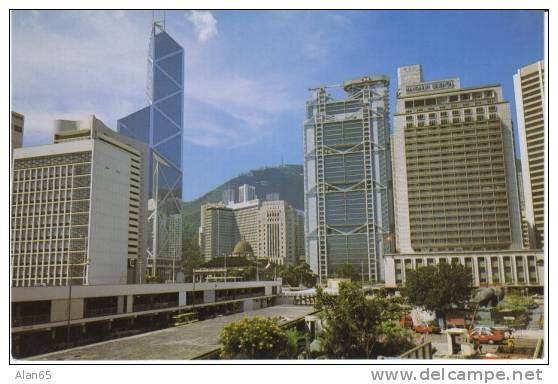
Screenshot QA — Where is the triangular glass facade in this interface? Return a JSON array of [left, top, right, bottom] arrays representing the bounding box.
[[117, 24, 184, 279]]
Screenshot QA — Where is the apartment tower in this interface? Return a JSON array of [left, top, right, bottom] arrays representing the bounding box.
[[303, 76, 394, 283]]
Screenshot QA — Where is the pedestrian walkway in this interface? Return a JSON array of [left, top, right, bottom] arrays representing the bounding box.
[[29, 305, 315, 361]]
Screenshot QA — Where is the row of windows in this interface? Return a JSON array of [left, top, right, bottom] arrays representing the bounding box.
[[403, 90, 495, 110], [405, 106, 498, 121], [405, 114, 498, 127]]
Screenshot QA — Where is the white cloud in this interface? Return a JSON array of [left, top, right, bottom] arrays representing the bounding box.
[[186, 11, 218, 43]]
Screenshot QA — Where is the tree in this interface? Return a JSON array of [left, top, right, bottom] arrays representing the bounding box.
[[316, 281, 408, 358], [335, 263, 361, 282], [219, 316, 288, 359], [403, 263, 473, 319], [278, 261, 317, 287]]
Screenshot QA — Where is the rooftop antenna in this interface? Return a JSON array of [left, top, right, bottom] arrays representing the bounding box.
[[151, 10, 166, 33]]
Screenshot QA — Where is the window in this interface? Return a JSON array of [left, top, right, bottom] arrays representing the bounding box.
[[417, 114, 425, 120], [476, 107, 485, 114], [414, 99, 424, 107], [449, 95, 459, 102], [484, 90, 493, 98], [460, 93, 470, 101], [406, 115, 413, 121], [405, 101, 413, 109], [472, 92, 482, 99], [428, 113, 436, 119], [425, 98, 436, 106], [440, 111, 448, 117]]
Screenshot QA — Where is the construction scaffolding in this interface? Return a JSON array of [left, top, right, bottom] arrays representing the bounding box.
[[304, 76, 394, 283]]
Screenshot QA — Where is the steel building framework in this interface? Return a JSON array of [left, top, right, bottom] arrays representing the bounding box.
[[304, 76, 393, 283]]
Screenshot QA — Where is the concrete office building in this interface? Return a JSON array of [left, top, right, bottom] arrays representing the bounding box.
[[514, 60, 545, 249], [11, 116, 148, 287], [257, 201, 298, 266], [238, 184, 256, 203], [222, 188, 235, 205], [11, 111, 24, 155], [199, 202, 236, 261], [200, 185, 304, 265], [117, 20, 184, 282], [303, 76, 394, 283], [387, 64, 526, 288]]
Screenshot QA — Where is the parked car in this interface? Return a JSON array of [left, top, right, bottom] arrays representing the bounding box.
[[399, 314, 414, 329], [468, 326, 505, 344], [413, 322, 441, 334]]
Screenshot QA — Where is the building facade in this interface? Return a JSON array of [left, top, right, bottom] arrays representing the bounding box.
[[392, 64, 523, 254], [257, 201, 297, 265], [199, 203, 236, 261], [11, 111, 24, 155], [117, 21, 184, 282], [11, 116, 148, 287], [238, 184, 256, 203], [303, 76, 394, 283], [385, 250, 543, 288], [199, 185, 303, 265], [222, 188, 235, 205], [514, 60, 545, 249]]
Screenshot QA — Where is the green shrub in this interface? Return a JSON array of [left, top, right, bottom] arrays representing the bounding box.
[[219, 316, 288, 359]]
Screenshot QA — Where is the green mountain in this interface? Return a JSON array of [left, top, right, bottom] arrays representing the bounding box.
[[182, 164, 304, 231]]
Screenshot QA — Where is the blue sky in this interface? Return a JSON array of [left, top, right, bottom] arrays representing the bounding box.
[[11, 10, 545, 201]]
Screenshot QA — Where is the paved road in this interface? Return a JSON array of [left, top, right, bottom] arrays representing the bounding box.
[[29, 305, 315, 361]]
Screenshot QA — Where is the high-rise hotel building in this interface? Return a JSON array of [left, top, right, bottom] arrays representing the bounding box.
[[118, 21, 184, 282], [11, 116, 148, 287], [386, 65, 542, 289], [514, 60, 545, 249], [303, 76, 394, 283]]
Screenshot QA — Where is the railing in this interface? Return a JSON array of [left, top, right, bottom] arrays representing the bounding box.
[[533, 337, 544, 359], [12, 314, 51, 327], [84, 307, 118, 318], [132, 302, 178, 312], [399, 342, 433, 359]]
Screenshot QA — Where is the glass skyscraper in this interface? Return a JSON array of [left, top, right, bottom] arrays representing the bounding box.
[[118, 21, 184, 282], [303, 76, 394, 283]]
